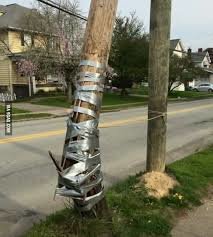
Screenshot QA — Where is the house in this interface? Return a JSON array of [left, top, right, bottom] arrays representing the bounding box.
[[189, 48, 213, 87], [0, 4, 63, 98], [202, 68, 213, 84], [204, 48, 213, 68], [170, 39, 186, 91], [191, 49, 211, 68], [170, 39, 186, 58]]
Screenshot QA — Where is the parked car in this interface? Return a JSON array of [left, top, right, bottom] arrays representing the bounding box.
[[104, 85, 119, 92], [193, 83, 213, 92]]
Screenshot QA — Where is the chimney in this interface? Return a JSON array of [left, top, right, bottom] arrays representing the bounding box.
[[198, 48, 203, 53]]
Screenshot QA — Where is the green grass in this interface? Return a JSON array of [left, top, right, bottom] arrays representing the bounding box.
[[24, 146, 213, 237], [130, 87, 213, 100], [0, 105, 51, 121], [31, 93, 147, 110], [130, 87, 149, 95], [14, 92, 65, 103], [168, 90, 213, 99], [23, 89, 213, 113], [12, 113, 52, 121], [31, 96, 69, 107], [0, 105, 29, 115]]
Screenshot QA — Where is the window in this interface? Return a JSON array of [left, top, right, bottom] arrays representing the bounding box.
[[56, 41, 60, 50], [49, 38, 56, 50], [21, 33, 24, 46], [24, 34, 32, 46], [20, 33, 33, 46], [31, 35, 34, 46]]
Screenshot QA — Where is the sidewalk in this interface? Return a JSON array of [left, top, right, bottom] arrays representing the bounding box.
[[172, 188, 213, 237], [12, 102, 71, 116]]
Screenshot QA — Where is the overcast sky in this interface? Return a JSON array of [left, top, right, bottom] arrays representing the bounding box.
[[1, 0, 213, 50]]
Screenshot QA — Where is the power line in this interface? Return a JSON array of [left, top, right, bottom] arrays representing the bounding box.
[[36, 0, 88, 21]]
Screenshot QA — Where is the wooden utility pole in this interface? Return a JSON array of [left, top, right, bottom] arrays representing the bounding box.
[[60, 0, 118, 218], [146, 0, 172, 172]]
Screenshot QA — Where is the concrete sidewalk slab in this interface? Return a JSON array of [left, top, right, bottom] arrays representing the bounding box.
[[172, 189, 213, 237]]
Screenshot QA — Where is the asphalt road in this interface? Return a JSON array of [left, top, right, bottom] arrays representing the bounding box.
[[0, 99, 213, 236]]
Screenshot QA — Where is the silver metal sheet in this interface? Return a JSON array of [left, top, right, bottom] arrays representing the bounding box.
[[54, 60, 105, 211]]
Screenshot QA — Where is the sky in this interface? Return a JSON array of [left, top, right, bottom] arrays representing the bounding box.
[[1, 0, 213, 50]]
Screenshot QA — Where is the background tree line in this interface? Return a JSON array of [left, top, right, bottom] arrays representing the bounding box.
[[17, 0, 84, 101], [5, 0, 206, 100]]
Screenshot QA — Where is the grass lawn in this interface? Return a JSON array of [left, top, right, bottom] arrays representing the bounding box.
[[0, 105, 29, 115], [130, 87, 213, 100], [168, 90, 213, 99], [12, 113, 52, 121], [24, 146, 213, 237], [130, 87, 149, 95], [0, 105, 51, 121], [31, 93, 147, 110]]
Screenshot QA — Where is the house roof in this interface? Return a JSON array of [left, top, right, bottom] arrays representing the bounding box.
[[191, 52, 210, 63], [0, 4, 33, 30], [204, 48, 213, 64], [170, 39, 180, 50], [170, 39, 186, 53]]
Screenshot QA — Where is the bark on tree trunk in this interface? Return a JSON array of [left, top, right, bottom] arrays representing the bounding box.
[[184, 81, 189, 91], [67, 80, 73, 103], [28, 76, 32, 97], [59, 0, 118, 223], [146, 0, 172, 172]]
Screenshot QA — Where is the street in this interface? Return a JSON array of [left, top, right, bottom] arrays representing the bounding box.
[[0, 99, 213, 236]]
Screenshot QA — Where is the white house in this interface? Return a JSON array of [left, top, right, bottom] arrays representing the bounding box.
[[191, 50, 211, 68], [189, 49, 213, 87], [170, 39, 186, 91], [170, 39, 186, 58], [204, 48, 213, 68]]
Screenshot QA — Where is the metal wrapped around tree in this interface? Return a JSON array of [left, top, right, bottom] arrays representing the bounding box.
[[56, 60, 105, 211], [49, 0, 118, 215]]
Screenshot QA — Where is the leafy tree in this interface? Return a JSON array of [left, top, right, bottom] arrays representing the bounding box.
[[169, 54, 208, 92], [19, 0, 84, 101], [109, 13, 149, 95]]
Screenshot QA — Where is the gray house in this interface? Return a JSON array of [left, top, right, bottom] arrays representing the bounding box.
[[189, 49, 213, 87]]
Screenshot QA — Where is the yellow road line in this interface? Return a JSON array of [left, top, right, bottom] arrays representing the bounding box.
[[101, 103, 213, 127], [168, 104, 213, 115], [0, 130, 65, 144], [0, 103, 212, 145]]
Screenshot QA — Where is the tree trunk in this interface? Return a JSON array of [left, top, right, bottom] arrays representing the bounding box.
[[67, 80, 73, 103], [120, 88, 128, 97], [28, 76, 32, 97], [58, 0, 118, 224], [184, 81, 189, 91], [146, 0, 172, 172]]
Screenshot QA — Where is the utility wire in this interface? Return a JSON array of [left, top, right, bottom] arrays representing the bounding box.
[[36, 0, 88, 21], [37, 0, 187, 55]]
